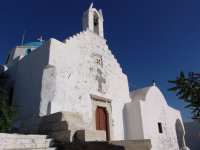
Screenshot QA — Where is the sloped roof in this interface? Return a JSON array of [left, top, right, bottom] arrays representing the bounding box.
[[130, 86, 152, 101], [130, 85, 170, 106]]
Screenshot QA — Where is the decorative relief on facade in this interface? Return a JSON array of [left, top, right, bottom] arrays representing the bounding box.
[[96, 68, 106, 92]]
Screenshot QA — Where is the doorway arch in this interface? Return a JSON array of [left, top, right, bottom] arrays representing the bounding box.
[[95, 106, 109, 140], [91, 94, 112, 141], [175, 119, 186, 149]]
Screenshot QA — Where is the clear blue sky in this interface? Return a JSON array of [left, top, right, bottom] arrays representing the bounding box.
[[1, 0, 200, 122]]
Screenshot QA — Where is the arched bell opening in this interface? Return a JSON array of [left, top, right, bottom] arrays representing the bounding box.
[[93, 12, 100, 35]]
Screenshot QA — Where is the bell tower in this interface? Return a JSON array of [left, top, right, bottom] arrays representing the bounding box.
[[82, 3, 104, 38]]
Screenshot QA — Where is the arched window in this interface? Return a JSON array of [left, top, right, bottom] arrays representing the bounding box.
[[25, 48, 31, 55], [94, 13, 99, 26]]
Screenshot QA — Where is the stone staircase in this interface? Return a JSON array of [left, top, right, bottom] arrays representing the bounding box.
[[0, 133, 56, 150], [38, 111, 106, 142]]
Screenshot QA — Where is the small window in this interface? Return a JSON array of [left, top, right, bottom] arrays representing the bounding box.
[[96, 58, 101, 65], [25, 48, 31, 55], [96, 57, 103, 67], [93, 54, 103, 68], [95, 56, 103, 68], [158, 122, 163, 133]]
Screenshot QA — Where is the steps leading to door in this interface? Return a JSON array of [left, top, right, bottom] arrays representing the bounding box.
[[38, 111, 106, 142]]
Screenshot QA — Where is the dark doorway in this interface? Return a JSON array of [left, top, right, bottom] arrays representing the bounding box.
[[175, 119, 185, 149], [95, 106, 109, 140]]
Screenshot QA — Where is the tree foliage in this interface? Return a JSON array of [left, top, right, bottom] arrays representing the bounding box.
[[168, 71, 200, 120], [0, 80, 17, 132], [0, 88, 16, 132]]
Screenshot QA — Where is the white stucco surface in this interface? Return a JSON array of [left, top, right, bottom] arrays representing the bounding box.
[[126, 85, 189, 150], [4, 42, 50, 132], [41, 30, 131, 140]]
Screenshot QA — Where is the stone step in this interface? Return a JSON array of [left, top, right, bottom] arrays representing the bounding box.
[[1, 138, 53, 143], [0, 133, 48, 139], [111, 140, 152, 150], [1, 139, 54, 149], [58, 140, 152, 150], [50, 129, 76, 142], [41, 112, 83, 124], [39, 119, 88, 133], [5, 148, 56, 150], [0, 134, 55, 150], [76, 130, 106, 142]]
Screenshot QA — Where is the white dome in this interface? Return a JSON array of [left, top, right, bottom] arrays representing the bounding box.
[[130, 86, 167, 105]]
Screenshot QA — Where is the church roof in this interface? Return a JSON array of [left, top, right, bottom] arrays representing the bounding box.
[[130, 86, 152, 101], [23, 42, 43, 47], [130, 85, 168, 105]]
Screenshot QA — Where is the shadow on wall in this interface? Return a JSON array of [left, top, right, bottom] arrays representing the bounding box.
[[122, 105, 128, 140], [175, 119, 185, 149]]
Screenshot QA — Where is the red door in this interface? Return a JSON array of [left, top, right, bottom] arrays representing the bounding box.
[[96, 107, 109, 140]]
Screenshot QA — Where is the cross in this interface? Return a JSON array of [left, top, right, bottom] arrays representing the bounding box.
[[189, 72, 200, 79], [37, 36, 45, 43], [96, 68, 106, 92]]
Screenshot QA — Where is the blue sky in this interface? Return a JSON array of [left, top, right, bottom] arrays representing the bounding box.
[[1, 0, 200, 122]]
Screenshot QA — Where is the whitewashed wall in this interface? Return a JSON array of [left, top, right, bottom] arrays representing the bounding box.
[[126, 86, 187, 150], [4, 42, 50, 132], [40, 30, 132, 140], [124, 100, 144, 140]]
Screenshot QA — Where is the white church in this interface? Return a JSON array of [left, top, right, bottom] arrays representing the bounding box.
[[0, 4, 189, 150]]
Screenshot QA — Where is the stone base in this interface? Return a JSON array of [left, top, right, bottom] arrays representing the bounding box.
[[50, 130, 77, 142], [76, 130, 106, 142], [38, 112, 89, 133], [111, 140, 152, 150], [38, 111, 106, 142], [0, 133, 55, 150], [57, 140, 152, 150]]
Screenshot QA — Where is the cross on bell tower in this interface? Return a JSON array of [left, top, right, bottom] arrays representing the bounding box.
[[82, 3, 104, 38]]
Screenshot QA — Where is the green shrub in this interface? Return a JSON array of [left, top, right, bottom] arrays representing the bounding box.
[[0, 88, 17, 132]]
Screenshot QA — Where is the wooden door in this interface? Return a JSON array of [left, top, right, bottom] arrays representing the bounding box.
[[96, 107, 109, 140]]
